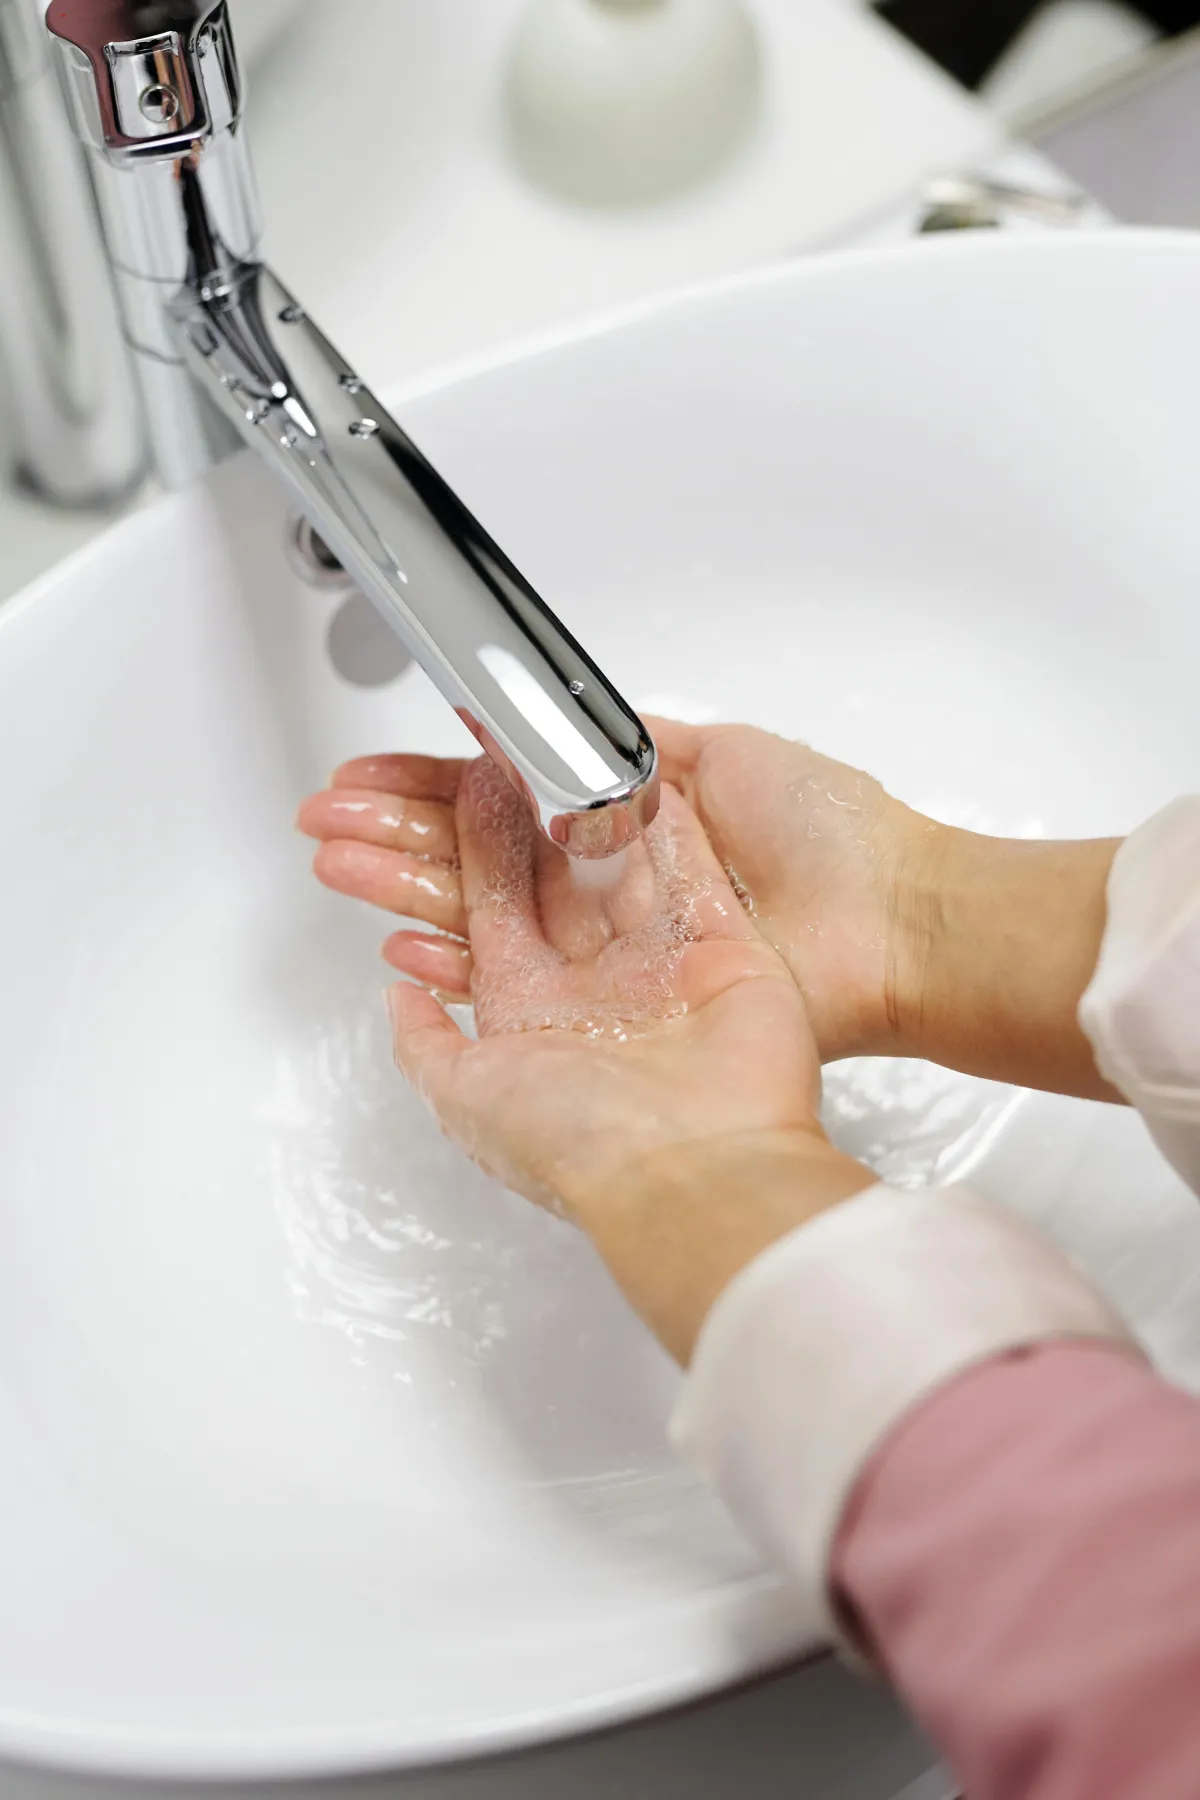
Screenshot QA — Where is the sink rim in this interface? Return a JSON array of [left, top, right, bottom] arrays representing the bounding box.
[[2, 226, 1200, 1780]]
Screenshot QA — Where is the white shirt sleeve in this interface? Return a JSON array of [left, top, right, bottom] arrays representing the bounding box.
[[1079, 796, 1200, 1195], [671, 1184, 1137, 1646], [674, 798, 1200, 1648]]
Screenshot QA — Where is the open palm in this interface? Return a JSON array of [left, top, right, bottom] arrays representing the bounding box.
[[305, 755, 823, 1216], [298, 717, 924, 1067]]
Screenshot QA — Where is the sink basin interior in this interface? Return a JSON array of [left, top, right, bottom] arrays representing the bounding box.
[[2, 232, 1200, 1778]]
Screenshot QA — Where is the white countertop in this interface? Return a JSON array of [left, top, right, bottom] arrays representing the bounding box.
[[0, 5, 987, 1793], [246, 0, 998, 382], [0, 1666, 953, 1800]]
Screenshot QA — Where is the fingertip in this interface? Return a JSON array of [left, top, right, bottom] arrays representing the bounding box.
[[384, 977, 419, 1029], [311, 838, 336, 883], [384, 979, 463, 1048], [329, 755, 395, 793], [332, 754, 468, 804], [308, 839, 466, 934], [384, 979, 437, 1045], [384, 981, 469, 1105], [310, 838, 347, 890], [382, 929, 472, 994], [294, 793, 322, 838]]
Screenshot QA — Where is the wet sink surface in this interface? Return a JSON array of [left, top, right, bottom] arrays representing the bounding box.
[[1, 233, 1199, 1780]]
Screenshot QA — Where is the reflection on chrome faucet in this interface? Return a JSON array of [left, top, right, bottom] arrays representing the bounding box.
[[36, 0, 658, 856]]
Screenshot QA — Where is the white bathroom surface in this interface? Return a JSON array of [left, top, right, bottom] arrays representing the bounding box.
[[0, 0, 998, 605], [2, 231, 1198, 1784], [247, 0, 997, 385], [981, 0, 1158, 120], [807, 140, 1107, 252]]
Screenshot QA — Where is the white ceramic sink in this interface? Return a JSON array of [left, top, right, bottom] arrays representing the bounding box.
[[229, 0, 304, 63], [3, 232, 1200, 1782]]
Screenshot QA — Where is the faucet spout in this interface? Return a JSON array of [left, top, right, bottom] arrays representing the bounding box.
[[44, 0, 659, 857], [181, 260, 660, 856]]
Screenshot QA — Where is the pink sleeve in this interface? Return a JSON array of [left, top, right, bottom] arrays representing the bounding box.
[[832, 1341, 1200, 1800]]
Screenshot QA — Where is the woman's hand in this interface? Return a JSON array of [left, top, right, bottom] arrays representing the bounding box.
[[301, 756, 870, 1362], [295, 721, 923, 1061], [297, 718, 1123, 1104], [647, 719, 925, 1060]]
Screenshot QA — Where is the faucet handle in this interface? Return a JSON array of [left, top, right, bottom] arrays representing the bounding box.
[[45, 0, 241, 158]]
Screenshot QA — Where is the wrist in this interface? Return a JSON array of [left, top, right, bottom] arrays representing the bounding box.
[[886, 821, 1122, 1097], [881, 811, 966, 1056], [575, 1129, 874, 1365]]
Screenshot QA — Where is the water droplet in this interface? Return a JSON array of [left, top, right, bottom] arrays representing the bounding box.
[[568, 679, 585, 697], [339, 373, 364, 395], [723, 863, 757, 917], [279, 303, 305, 324], [349, 418, 380, 440], [245, 399, 271, 425]]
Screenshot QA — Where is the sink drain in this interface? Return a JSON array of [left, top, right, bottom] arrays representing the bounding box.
[[286, 514, 355, 592], [286, 513, 413, 688], [326, 592, 414, 689]]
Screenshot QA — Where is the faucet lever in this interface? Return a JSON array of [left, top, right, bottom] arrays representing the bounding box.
[[46, 0, 236, 157]]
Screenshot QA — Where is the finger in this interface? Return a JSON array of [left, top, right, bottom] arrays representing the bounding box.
[[331, 754, 468, 805], [297, 787, 458, 862], [646, 783, 760, 945], [313, 840, 466, 935], [385, 983, 468, 1114], [382, 930, 473, 996], [456, 758, 547, 963], [644, 785, 794, 1014]]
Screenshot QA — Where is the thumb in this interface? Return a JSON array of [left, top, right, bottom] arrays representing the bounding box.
[[641, 714, 702, 793], [384, 982, 468, 1117]]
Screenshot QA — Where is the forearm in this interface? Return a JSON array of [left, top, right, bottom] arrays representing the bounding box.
[[893, 826, 1121, 1100], [573, 1132, 873, 1366]]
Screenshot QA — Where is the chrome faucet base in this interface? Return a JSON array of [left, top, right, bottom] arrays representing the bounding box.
[[0, 0, 144, 507]]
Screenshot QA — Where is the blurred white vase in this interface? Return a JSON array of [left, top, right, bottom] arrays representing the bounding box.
[[505, 0, 763, 207]]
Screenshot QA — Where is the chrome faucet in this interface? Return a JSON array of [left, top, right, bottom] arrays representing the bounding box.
[[19, 0, 659, 856], [0, 0, 143, 503]]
